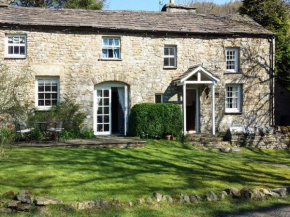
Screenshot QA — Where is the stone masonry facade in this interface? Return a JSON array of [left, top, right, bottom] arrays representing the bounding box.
[[0, 27, 273, 133]]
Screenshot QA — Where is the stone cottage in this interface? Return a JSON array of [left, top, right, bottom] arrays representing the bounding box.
[[0, 1, 275, 136]]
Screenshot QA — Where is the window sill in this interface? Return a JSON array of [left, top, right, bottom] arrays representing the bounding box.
[[35, 107, 53, 111], [163, 67, 177, 70], [98, 58, 122, 61], [225, 112, 242, 115], [225, 71, 240, 74], [4, 56, 27, 59]]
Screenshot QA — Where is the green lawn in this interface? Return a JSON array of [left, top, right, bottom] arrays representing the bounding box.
[[0, 140, 290, 216]]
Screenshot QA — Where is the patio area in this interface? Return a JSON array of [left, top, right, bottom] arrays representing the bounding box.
[[12, 137, 146, 149]]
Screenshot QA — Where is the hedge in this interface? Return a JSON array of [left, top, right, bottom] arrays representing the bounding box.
[[129, 103, 183, 138]]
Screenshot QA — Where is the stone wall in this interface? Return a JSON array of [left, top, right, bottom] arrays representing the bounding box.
[[0, 27, 272, 133], [0, 0, 10, 4], [229, 126, 290, 149]]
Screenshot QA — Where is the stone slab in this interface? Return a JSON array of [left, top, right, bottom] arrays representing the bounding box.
[[35, 197, 63, 205], [12, 137, 146, 149]]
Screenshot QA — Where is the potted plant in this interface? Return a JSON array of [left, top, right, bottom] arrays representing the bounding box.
[[165, 135, 171, 140]]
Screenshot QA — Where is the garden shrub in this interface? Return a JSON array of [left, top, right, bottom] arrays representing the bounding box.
[[0, 128, 13, 159], [129, 103, 183, 139], [51, 96, 86, 132], [25, 96, 94, 140], [59, 128, 95, 140]]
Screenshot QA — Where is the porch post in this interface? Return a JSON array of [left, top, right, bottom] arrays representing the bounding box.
[[196, 88, 200, 133], [124, 85, 128, 136], [211, 83, 216, 135], [183, 83, 187, 135]]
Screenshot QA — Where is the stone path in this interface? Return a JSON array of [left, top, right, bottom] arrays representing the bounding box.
[[227, 205, 290, 217], [12, 137, 146, 149]]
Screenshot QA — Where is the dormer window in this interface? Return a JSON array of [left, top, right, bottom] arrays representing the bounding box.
[[5, 35, 27, 58], [225, 48, 239, 73]]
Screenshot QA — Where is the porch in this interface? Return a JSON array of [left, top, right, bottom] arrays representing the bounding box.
[[173, 65, 220, 135]]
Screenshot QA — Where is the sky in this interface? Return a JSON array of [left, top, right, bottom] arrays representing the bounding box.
[[106, 0, 232, 11]]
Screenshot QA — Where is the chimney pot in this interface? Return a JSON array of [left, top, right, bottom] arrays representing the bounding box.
[[170, 0, 174, 3]]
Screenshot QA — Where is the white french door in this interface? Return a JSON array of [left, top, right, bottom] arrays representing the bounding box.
[[96, 88, 111, 135], [94, 82, 129, 136]]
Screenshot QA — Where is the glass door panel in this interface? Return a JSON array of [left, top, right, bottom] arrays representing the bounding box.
[[96, 88, 111, 135]]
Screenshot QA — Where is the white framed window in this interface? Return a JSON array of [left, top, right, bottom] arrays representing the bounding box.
[[225, 85, 242, 113], [164, 46, 177, 68], [155, 94, 163, 103], [102, 37, 121, 59], [5, 35, 27, 58], [225, 48, 239, 73], [35, 77, 60, 110]]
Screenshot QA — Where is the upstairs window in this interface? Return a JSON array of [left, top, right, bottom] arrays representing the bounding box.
[[5, 35, 27, 58], [164, 46, 177, 68], [36, 77, 60, 110], [155, 94, 163, 103], [225, 85, 242, 113], [102, 38, 121, 59], [225, 48, 239, 73]]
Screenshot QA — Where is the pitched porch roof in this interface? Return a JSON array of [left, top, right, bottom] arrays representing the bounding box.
[[173, 65, 220, 86]]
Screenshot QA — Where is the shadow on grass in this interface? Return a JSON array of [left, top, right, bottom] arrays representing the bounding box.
[[216, 202, 290, 217], [0, 140, 289, 202]]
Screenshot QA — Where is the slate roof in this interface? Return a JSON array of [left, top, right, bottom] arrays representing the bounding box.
[[0, 5, 274, 36]]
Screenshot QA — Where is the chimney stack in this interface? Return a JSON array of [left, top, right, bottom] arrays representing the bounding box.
[[162, 1, 196, 13]]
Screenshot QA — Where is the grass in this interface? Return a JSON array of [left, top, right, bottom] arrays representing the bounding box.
[[0, 140, 290, 216]]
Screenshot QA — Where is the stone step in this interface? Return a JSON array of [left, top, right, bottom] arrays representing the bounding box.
[[186, 134, 223, 143]]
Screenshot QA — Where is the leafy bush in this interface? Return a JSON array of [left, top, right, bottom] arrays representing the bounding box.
[[31, 129, 45, 141], [81, 128, 95, 139], [0, 129, 14, 159], [51, 96, 86, 132], [25, 96, 91, 140], [129, 103, 183, 139], [59, 128, 95, 140]]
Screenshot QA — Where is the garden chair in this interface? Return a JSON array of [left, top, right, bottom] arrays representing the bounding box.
[[46, 121, 64, 144], [15, 121, 34, 144]]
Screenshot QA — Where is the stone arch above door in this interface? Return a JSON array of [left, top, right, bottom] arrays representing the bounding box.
[[92, 73, 133, 86]]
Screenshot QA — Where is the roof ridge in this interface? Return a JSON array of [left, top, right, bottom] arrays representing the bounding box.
[[4, 5, 263, 23], [4, 5, 247, 18], [0, 5, 274, 36]]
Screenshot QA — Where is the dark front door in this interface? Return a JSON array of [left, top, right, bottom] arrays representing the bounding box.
[[111, 87, 125, 135], [111, 88, 119, 134], [186, 102, 196, 131]]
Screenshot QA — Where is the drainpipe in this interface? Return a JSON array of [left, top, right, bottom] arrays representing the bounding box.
[[268, 36, 275, 126]]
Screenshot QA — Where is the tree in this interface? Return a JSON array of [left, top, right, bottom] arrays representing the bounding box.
[[179, 0, 242, 16], [0, 63, 32, 120], [0, 63, 32, 159], [9, 0, 105, 10], [64, 0, 104, 10], [240, 0, 290, 87]]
